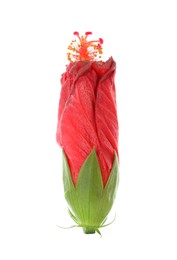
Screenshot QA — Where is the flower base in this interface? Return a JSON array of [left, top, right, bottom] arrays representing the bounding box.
[[62, 148, 119, 234], [83, 227, 96, 234]]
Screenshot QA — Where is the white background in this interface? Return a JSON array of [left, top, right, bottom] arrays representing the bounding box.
[[0, 0, 177, 259]]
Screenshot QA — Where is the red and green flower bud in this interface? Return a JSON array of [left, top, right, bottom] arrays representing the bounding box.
[[56, 32, 119, 234]]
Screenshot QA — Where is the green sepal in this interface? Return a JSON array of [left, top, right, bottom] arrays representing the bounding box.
[[62, 148, 119, 234]]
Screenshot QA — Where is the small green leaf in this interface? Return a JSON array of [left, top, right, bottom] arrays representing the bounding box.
[[68, 209, 79, 224], [62, 152, 75, 193], [75, 148, 103, 226], [101, 152, 119, 217], [96, 228, 102, 236], [62, 151, 80, 221]]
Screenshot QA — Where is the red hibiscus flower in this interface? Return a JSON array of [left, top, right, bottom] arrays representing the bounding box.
[[56, 32, 119, 234]]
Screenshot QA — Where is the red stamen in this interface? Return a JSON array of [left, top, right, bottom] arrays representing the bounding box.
[[67, 31, 103, 62]]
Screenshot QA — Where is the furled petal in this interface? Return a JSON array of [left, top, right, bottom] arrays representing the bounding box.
[[56, 57, 118, 186], [95, 70, 118, 185]]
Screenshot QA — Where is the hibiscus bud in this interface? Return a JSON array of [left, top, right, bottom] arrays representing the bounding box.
[[56, 32, 119, 234]]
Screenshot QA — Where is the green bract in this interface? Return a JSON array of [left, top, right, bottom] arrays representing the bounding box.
[[62, 148, 119, 234]]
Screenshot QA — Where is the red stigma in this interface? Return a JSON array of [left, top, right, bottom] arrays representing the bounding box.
[[85, 32, 92, 36], [99, 38, 103, 44]]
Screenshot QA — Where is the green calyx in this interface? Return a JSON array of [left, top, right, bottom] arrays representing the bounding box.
[[62, 148, 119, 235]]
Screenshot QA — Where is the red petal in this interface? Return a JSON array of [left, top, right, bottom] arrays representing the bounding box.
[[95, 75, 118, 185]]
